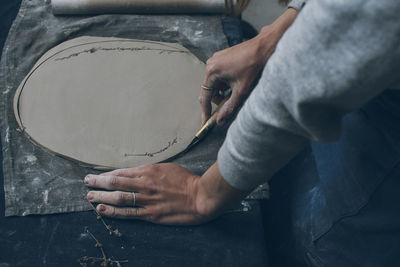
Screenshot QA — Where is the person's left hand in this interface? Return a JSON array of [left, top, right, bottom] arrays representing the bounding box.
[[84, 163, 216, 225]]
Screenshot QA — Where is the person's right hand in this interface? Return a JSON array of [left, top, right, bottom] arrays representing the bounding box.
[[199, 8, 299, 125]]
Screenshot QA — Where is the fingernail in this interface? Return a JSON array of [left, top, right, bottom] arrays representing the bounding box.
[[84, 175, 91, 185], [87, 192, 94, 201], [98, 205, 106, 212]]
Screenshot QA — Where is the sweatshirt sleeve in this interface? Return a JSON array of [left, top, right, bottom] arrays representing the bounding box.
[[217, 0, 400, 191], [288, 0, 307, 11]]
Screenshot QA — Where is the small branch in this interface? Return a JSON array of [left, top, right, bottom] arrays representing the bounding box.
[[79, 228, 128, 266], [77, 256, 128, 267], [88, 201, 122, 238], [85, 228, 106, 261]]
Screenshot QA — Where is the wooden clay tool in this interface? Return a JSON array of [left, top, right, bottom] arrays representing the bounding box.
[[186, 97, 229, 150]]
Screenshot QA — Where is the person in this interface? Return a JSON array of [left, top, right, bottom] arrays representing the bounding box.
[[83, 0, 400, 265]]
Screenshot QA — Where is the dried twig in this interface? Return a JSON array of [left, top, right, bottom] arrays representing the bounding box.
[[88, 201, 123, 238], [86, 228, 107, 261], [77, 228, 128, 267], [77, 197, 126, 266]]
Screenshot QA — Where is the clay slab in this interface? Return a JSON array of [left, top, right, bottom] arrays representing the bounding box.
[[14, 36, 205, 169]]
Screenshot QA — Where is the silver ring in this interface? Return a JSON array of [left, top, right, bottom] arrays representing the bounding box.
[[135, 207, 140, 216], [132, 192, 136, 207], [201, 85, 213, 91]]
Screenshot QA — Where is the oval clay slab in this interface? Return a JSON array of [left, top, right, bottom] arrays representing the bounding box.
[[14, 36, 205, 169]]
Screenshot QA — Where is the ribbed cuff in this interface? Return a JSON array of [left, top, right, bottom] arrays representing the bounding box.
[[288, 0, 307, 11]]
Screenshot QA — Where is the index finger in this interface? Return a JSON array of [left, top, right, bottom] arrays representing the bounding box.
[[199, 89, 213, 125], [84, 174, 143, 192], [199, 72, 218, 124], [100, 165, 147, 177]]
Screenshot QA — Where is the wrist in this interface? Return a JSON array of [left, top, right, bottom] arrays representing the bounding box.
[[259, 8, 299, 42], [254, 8, 298, 64], [195, 162, 248, 217], [270, 7, 299, 34]]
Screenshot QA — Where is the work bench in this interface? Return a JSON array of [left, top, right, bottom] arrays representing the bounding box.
[[0, 1, 270, 266]]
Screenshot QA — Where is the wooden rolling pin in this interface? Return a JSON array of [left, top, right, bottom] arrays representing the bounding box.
[[51, 0, 250, 16]]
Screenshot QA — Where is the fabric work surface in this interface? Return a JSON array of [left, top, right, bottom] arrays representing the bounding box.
[[1, 0, 268, 216], [0, 177, 269, 266]]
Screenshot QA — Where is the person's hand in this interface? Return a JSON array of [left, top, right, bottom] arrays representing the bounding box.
[[84, 163, 209, 225], [199, 8, 299, 125], [84, 162, 247, 225]]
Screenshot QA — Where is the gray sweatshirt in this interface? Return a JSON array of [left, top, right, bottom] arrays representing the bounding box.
[[218, 0, 400, 191]]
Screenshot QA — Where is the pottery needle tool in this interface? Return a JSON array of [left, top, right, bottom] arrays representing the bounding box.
[[186, 96, 229, 150]]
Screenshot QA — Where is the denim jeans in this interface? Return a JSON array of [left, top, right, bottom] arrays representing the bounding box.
[[264, 89, 400, 267]]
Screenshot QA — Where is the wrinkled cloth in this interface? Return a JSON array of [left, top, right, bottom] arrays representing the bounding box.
[[264, 89, 400, 266], [0, 0, 268, 216]]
